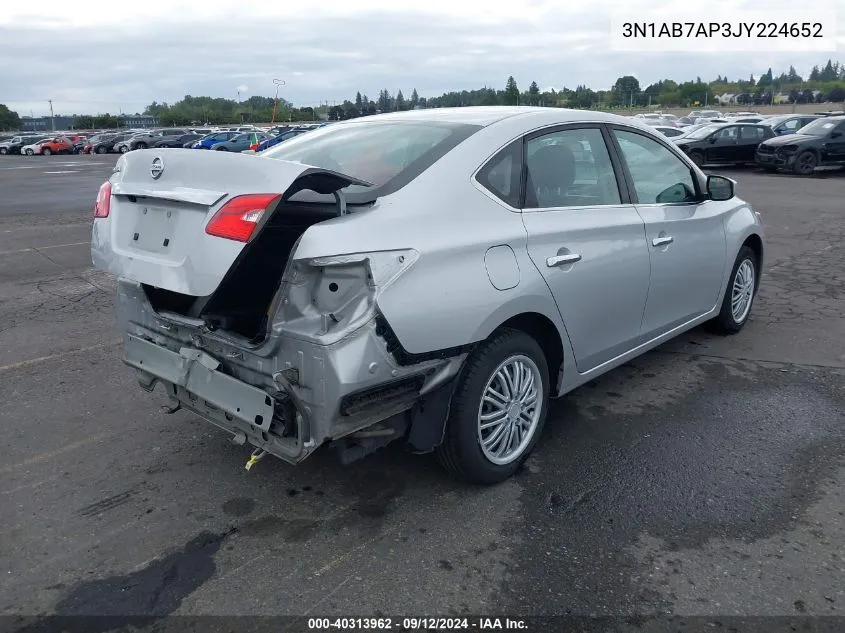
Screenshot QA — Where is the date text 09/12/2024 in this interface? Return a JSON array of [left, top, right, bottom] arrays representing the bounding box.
[[621, 22, 824, 39], [307, 617, 528, 630]]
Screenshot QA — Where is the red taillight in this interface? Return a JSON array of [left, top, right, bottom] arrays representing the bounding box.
[[93, 181, 112, 218], [205, 194, 280, 242]]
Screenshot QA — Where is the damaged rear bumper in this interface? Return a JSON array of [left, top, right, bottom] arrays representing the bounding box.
[[116, 279, 467, 465]]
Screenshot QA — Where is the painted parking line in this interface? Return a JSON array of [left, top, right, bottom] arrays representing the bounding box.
[[0, 340, 121, 373], [0, 166, 39, 170], [43, 170, 81, 174], [0, 240, 90, 256]]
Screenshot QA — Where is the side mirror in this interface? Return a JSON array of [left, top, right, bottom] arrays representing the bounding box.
[[707, 174, 734, 201]]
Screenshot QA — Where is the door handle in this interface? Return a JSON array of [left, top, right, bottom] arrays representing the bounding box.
[[546, 253, 582, 267], [652, 236, 674, 247]]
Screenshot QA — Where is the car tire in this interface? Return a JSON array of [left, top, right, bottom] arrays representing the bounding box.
[[707, 245, 758, 335], [435, 327, 550, 485], [215, 146, 228, 151], [0, 147, 7, 155], [688, 151, 704, 167], [135, 142, 147, 150], [96, 146, 106, 154], [25, 149, 34, 156], [119, 146, 128, 153], [793, 150, 817, 176], [42, 147, 52, 156]]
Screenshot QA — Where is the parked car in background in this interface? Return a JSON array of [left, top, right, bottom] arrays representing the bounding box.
[[254, 128, 310, 152], [90, 106, 764, 484], [23, 137, 73, 155], [83, 133, 116, 154], [673, 122, 776, 166], [114, 134, 145, 153], [192, 131, 240, 149], [0, 135, 44, 155], [94, 132, 134, 154], [728, 116, 766, 124], [210, 131, 270, 152], [690, 109, 723, 119], [755, 115, 845, 175], [127, 129, 190, 151], [70, 136, 88, 154], [653, 125, 685, 138], [761, 114, 821, 136], [155, 133, 203, 148]]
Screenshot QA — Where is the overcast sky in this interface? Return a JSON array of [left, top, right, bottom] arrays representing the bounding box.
[[1, 0, 842, 117]]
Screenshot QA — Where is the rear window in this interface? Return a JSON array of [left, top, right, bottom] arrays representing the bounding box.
[[261, 121, 482, 202]]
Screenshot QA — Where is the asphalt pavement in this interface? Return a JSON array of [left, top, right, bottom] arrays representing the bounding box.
[[0, 154, 843, 627]]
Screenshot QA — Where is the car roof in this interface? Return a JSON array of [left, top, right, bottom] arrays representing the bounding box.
[[339, 106, 647, 127]]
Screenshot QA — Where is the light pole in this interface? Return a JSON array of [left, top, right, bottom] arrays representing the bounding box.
[[271, 79, 286, 124]]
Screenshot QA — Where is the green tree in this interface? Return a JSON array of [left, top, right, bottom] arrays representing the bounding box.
[[377, 89, 392, 112], [809, 66, 821, 81], [355, 92, 363, 113], [757, 68, 773, 86], [410, 88, 419, 109], [395, 90, 406, 111], [611, 75, 640, 105], [820, 59, 838, 81], [503, 76, 519, 105], [0, 104, 21, 131], [527, 81, 540, 106]]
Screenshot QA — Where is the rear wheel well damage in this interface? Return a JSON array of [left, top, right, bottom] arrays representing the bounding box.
[[364, 310, 564, 458], [498, 312, 564, 395]]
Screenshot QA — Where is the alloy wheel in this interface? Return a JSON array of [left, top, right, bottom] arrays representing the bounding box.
[[477, 355, 543, 466], [731, 258, 755, 323]]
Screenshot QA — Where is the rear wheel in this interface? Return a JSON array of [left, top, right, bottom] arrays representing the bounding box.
[[119, 145, 128, 153], [0, 147, 7, 155], [135, 142, 148, 150], [708, 245, 758, 335], [793, 150, 817, 176], [96, 146, 107, 154], [42, 147, 52, 156], [688, 151, 704, 167], [435, 328, 550, 485]]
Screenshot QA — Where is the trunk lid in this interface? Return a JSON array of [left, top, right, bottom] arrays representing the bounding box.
[[91, 148, 369, 297]]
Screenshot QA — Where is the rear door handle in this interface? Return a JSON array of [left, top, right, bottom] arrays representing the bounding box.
[[546, 253, 582, 267], [652, 236, 674, 247]]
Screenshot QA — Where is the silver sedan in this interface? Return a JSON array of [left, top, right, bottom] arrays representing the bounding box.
[[92, 106, 765, 484]]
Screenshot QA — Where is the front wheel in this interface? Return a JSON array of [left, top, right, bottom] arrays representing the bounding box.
[[793, 150, 817, 176], [96, 146, 107, 154], [119, 145, 128, 153], [435, 328, 550, 484], [0, 147, 7, 155], [25, 148, 34, 156], [708, 245, 758, 335], [135, 142, 147, 150]]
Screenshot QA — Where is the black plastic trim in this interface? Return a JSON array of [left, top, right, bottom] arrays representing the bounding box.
[[374, 313, 473, 366]]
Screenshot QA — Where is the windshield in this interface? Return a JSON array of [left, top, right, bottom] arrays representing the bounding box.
[[796, 118, 841, 136], [682, 124, 722, 140], [262, 121, 481, 201]]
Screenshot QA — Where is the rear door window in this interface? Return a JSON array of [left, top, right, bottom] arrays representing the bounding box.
[[523, 127, 621, 209]]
